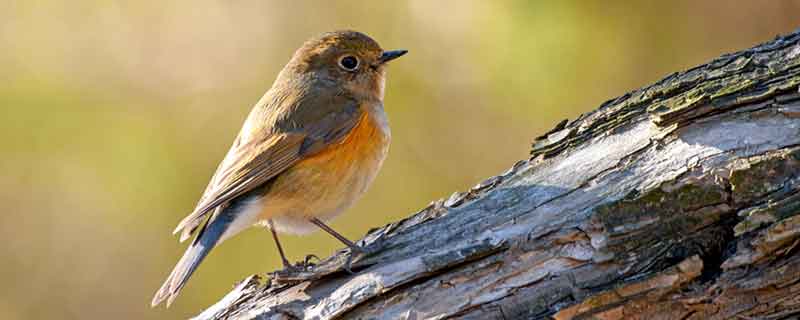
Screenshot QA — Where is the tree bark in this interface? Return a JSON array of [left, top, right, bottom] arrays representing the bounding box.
[[194, 29, 800, 320]]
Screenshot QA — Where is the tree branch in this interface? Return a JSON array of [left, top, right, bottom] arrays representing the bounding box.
[[194, 29, 800, 320]]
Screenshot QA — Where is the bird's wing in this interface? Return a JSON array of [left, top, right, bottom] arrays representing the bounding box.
[[173, 90, 363, 241]]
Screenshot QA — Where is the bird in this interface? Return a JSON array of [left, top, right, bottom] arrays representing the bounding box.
[[151, 30, 406, 307]]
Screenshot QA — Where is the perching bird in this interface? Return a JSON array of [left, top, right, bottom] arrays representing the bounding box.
[[151, 30, 406, 307]]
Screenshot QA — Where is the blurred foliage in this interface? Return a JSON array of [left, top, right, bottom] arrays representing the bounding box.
[[0, 1, 797, 318]]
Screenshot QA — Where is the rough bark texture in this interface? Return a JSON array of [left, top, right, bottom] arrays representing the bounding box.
[[194, 29, 800, 320]]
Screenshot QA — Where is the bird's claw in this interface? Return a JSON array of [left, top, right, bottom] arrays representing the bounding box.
[[303, 254, 321, 265], [275, 257, 315, 274], [269, 259, 315, 283], [343, 244, 372, 274], [272, 245, 372, 279]]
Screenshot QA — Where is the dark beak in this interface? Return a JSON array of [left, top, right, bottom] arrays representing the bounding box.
[[379, 50, 408, 64]]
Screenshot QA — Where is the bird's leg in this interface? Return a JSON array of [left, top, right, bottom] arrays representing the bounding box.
[[268, 220, 295, 270], [309, 218, 364, 273], [309, 218, 361, 250]]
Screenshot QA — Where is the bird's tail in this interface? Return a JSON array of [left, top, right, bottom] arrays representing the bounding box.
[[151, 211, 234, 307]]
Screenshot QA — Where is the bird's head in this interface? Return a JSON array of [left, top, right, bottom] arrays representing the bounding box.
[[280, 30, 407, 101]]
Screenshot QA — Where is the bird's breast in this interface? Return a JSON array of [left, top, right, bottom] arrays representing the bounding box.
[[256, 104, 390, 234]]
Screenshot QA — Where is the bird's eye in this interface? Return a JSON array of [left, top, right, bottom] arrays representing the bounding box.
[[338, 55, 359, 71]]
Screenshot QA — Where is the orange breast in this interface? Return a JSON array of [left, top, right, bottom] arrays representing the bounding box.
[[256, 107, 390, 233], [303, 110, 386, 165]]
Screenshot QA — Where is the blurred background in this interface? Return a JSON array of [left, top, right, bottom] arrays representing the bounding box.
[[0, 1, 798, 319]]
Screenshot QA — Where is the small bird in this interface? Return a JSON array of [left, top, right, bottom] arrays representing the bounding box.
[[151, 30, 406, 307]]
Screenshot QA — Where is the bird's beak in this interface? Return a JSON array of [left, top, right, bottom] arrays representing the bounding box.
[[379, 50, 408, 64]]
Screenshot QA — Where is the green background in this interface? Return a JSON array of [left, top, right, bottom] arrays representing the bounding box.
[[1, 1, 797, 319]]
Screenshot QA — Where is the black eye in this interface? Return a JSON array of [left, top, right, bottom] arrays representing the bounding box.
[[339, 55, 359, 71]]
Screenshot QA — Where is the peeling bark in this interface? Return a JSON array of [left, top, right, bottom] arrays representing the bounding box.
[[194, 29, 800, 320]]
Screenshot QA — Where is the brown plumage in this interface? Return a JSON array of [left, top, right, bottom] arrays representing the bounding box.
[[152, 30, 406, 307]]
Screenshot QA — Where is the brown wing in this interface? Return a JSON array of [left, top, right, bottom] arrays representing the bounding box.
[[172, 88, 363, 241]]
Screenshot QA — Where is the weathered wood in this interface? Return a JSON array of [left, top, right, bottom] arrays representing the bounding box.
[[195, 29, 800, 320]]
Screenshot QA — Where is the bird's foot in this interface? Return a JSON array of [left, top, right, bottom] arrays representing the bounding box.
[[278, 255, 319, 274], [342, 244, 375, 274], [303, 254, 321, 266], [269, 256, 318, 283]]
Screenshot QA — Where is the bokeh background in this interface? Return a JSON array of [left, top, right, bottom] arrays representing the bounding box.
[[1, 1, 798, 319]]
